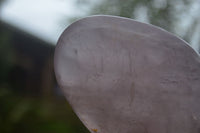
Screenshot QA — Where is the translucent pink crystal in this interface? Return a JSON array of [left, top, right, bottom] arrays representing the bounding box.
[[54, 15, 200, 133]]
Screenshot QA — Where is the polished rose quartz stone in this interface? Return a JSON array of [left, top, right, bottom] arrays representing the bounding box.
[[54, 15, 200, 133]]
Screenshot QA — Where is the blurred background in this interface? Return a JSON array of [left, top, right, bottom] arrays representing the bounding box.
[[0, 0, 200, 132]]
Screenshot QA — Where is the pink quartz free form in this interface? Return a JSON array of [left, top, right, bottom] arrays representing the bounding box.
[[54, 15, 200, 133]]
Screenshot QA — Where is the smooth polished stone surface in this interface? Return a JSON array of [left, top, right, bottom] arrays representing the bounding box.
[[54, 15, 200, 133]]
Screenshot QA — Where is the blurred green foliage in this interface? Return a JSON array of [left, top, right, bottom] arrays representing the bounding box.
[[90, 0, 191, 32], [0, 0, 13, 87], [0, 27, 14, 85], [0, 0, 4, 5], [0, 88, 89, 133], [75, 0, 200, 49]]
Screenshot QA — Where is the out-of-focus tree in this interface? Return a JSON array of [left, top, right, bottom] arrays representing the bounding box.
[[90, 0, 190, 30], [0, 0, 4, 5], [0, 0, 14, 86], [0, 0, 6, 8], [0, 25, 14, 85], [75, 0, 200, 52]]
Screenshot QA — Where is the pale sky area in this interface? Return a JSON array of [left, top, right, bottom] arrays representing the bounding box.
[[0, 0, 200, 49], [0, 0, 93, 44]]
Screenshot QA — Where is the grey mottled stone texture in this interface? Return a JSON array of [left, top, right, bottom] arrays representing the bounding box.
[[54, 15, 200, 133]]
